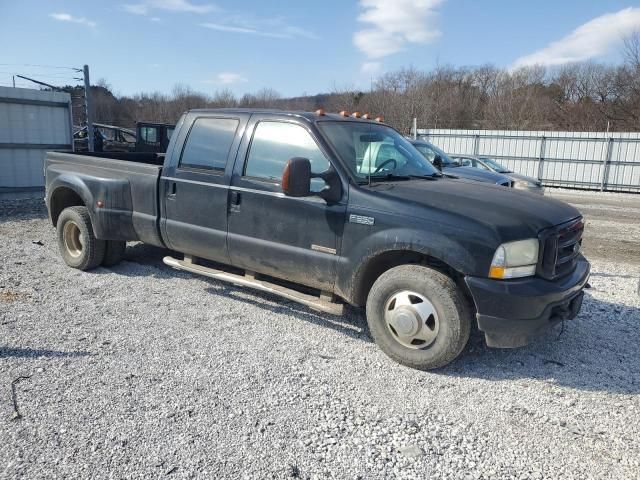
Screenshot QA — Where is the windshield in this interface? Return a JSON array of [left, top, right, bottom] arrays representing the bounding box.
[[412, 142, 459, 167], [318, 122, 440, 180], [479, 157, 510, 173]]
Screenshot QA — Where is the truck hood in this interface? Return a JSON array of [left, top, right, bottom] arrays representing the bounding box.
[[365, 178, 580, 240], [443, 166, 510, 184]]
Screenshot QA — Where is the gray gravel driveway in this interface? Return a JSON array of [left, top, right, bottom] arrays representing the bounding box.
[[1, 194, 639, 479]]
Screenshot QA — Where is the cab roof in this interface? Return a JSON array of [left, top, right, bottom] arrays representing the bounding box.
[[187, 108, 386, 124]]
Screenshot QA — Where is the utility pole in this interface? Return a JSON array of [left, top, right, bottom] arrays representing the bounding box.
[[12, 76, 15, 88], [412, 117, 417, 140], [83, 64, 94, 152]]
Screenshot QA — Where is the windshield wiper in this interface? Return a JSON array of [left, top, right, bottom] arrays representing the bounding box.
[[359, 173, 412, 184], [408, 173, 441, 180]]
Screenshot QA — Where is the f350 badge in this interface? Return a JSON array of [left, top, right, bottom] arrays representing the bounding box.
[[349, 214, 375, 226]]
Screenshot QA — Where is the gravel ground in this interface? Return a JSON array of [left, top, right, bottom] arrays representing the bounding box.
[[1, 194, 639, 480]]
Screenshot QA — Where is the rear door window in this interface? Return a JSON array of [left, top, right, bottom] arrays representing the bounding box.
[[179, 117, 239, 171]]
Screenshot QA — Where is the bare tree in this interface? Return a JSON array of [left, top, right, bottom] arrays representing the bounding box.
[[90, 56, 640, 133]]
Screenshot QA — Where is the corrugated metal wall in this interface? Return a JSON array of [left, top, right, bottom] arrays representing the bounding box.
[[418, 129, 640, 193], [0, 87, 73, 189]]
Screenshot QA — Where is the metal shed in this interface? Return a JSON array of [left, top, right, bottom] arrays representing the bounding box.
[[0, 86, 73, 190]]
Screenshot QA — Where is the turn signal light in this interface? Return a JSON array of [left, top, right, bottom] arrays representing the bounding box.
[[96, 200, 104, 208], [489, 266, 505, 279]]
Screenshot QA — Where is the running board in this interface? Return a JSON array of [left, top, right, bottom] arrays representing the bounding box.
[[163, 256, 344, 315]]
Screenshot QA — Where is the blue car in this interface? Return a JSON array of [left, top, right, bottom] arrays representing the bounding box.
[[410, 140, 513, 187]]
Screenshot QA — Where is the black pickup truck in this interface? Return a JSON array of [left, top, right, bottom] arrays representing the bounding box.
[[45, 109, 590, 370]]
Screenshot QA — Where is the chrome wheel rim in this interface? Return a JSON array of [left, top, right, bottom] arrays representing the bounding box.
[[384, 290, 439, 349], [63, 221, 84, 258]]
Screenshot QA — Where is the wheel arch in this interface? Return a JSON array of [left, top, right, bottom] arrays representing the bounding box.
[[350, 249, 461, 306], [47, 175, 94, 227]]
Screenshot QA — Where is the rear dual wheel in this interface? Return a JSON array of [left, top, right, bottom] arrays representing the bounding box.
[[366, 265, 471, 370], [56, 206, 126, 270]]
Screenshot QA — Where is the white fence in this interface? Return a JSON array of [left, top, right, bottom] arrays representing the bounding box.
[[418, 128, 640, 193], [0, 86, 73, 189]]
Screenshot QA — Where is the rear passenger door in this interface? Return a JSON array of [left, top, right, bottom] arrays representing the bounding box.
[[161, 113, 249, 263]]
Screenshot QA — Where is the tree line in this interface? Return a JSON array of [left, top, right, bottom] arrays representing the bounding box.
[[83, 34, 640, 134]]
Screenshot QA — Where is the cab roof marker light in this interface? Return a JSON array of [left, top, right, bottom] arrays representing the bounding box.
[[375, 116, 384, 122], [351, 111, 361, 118], [362, 113, 370, 119], [338, 110, 349, 117], [315, 108, 326, 116]]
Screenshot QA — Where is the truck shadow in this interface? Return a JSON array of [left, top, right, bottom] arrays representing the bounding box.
[[109, 244, 639, 394], [112, 243, 371, 343], [203, 286, 370, 343], [439, 291, 640, 394]]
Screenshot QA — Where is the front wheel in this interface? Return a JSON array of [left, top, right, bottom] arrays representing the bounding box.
[[56, 206, 106, 270], [366, 265, 471, 370]]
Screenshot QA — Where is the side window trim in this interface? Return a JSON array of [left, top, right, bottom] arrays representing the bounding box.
[[177, 116, 240, 174]]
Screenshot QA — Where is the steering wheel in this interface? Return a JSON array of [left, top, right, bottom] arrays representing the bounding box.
[[373, 158, 397, 173]]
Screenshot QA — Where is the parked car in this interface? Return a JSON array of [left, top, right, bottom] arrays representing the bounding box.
[[73, 123, 136, 152], [409, 140, 512, 187], [136, 122, 175, 153], [45, 109, 589, 370], [453, 155, 544, 194]]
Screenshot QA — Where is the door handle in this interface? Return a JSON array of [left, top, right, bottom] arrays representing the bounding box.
[[229, 190, 241, 212], [167, 182, 177, 198]]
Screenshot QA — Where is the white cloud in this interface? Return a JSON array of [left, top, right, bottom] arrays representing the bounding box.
[[353, 0, 443, 59], [50, 12, 96, 28], [513, 7, 640, 68], [361, 62, 382, 75], [200, 16, 317, 40], [123, 0, 216, 16], [204, 72, 248, 85], [150, 17, 161, 22]]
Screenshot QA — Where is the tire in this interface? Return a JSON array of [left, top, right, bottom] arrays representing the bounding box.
[[366, 265, 471, 370], [102, 240, 126, 267], [56, 206, 106, 270]]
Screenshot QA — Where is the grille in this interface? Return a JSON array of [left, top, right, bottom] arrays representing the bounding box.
[[538, 217, 584, 279]]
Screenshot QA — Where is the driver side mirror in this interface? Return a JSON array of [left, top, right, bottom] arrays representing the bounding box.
[[433, 154, 443, 170], [282, 157, 343, 203], [282, 157, 311, 197]]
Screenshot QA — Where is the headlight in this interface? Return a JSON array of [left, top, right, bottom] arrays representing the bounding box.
[[489, 238, 539, 279], [513, 180, 534, 189]]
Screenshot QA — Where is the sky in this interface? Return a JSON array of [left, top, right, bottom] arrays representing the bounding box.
[[1, 0, 640, 98]]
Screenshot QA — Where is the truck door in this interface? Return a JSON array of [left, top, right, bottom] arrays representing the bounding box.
[[226, 115, 346, 291], [161, 113, 249, 263]]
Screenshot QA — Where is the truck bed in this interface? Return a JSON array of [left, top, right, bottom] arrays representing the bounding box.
[[45, 151, 164, 247]]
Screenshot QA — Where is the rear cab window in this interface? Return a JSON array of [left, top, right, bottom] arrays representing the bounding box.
[[140, 126, 158, 144], [179, 117, 240, 172]]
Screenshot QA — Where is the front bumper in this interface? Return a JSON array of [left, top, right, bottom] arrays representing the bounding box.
[[514, 184, 545, 195], [464, 256, 590, 348]]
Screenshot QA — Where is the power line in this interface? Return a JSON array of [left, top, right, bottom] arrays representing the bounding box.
[[0, 63, 81, 72], [0, 71, 83, 79], [0, 72, 82, 81]]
